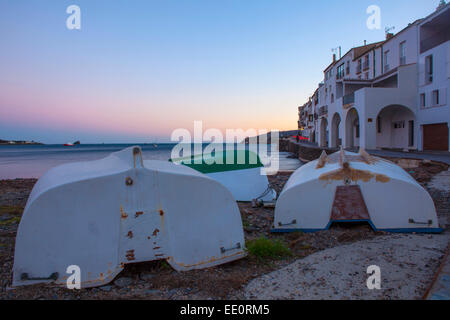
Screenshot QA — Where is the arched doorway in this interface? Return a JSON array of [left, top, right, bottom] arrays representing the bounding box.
[[345, 108, 360, 148], [320, 117, 329, 147], [376, 105, 416, 150], [331, 113, 341, 148]]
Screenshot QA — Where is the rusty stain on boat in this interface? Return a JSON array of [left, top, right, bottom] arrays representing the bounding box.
[[127, 231, 133, 239], [125, 250, 135, 261], [152, 228, 160, 237], [135, 211, 144, 218], [120, 206, 128, 219], [319, 167, 390, 184]]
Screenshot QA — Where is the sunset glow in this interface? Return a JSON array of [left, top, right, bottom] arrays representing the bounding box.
[[0, 0, 437, 143]]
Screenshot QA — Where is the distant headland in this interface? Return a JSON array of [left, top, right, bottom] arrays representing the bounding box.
[[0, 139, 43, 145]]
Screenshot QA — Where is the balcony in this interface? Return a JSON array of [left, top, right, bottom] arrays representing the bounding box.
[[356, 65, 362, 74], [342, 92, 355, 108], [420, 9, 450, 54], [363, 61, 369, 71], [318, 106, 328, 117]]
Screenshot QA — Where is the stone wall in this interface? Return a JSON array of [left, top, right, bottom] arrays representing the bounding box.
[[280, 139, 336, 162]]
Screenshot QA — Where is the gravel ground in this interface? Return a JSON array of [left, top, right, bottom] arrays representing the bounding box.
[[0, 159, 448, 300], [240, 234, 449, 300]]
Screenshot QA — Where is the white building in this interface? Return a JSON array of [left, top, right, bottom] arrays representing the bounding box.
[[299, 3, 450, 151]]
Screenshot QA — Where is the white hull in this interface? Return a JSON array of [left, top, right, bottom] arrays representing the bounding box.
[[13, 147, 246, 288], [207, 168, 276, 202], [273, 150, 442, 233]]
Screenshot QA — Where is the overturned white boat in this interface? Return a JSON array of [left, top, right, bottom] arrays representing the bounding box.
[[272, 149, 442, 233], [13, 146, 246, 288], [170, 150, 277, 202]]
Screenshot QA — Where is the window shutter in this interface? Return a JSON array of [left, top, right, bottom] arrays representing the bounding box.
[[447, 45, 450, 79], [419, 59, 425, 86], [441, 88, 447, 106]]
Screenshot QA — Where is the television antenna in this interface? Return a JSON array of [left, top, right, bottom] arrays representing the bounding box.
[[385, 26, 395, 34], [331, 46, 342, 59]]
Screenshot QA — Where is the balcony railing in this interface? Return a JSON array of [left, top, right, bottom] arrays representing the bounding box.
[[343, 92, 355, 106], [318, 106, 328, 116], [356, 65, 362, 74], [363, 61, 369, 70]]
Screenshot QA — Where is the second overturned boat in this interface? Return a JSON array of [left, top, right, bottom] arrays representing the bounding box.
[[170, 149, 277, 202], [272, 148, 442, 233]]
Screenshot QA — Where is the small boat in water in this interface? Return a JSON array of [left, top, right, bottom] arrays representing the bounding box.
[[13, 146, 246, 288], [63, 141, 80, 147], [170, 149, 277, 202], [272, 148, 442, 233]]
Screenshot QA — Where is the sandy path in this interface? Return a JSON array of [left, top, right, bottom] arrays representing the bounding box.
[[242, 234, 449, 300]]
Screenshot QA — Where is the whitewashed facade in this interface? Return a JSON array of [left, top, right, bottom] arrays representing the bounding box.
[[298, 4, 450, 151]]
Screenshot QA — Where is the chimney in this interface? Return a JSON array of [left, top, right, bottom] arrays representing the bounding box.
[[333, 54, 336, 63], [386, 33, 394, 40], [364, 40, 367, 46]]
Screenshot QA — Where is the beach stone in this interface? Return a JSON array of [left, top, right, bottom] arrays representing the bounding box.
[[140, 273, 156, 281], [99, 285, 113, 292], [114, 277, 133, 288]]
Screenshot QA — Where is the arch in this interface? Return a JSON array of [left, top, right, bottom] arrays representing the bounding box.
[[320, 117, 329, 147], [345, 108, 360, 149], [331, 113, 341, 148], [376, 104, 416, 150]]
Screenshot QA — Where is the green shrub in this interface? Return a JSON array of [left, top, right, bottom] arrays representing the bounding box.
[[246, 237, 292, 261], [0, 216, 21, 226]]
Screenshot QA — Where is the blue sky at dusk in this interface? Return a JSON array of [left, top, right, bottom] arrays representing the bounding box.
[[0, 0, 438, 143]]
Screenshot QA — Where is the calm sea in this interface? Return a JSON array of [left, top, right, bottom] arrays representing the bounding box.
[[0, 144, 300, 179]]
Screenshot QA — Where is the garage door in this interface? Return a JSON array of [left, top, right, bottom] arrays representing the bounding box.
[[423, 123, 449, 151]]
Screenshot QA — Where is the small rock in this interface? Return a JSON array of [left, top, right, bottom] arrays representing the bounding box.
[[99, 285, 113, 292], [145, 289, 160, 295], [140, 273, 156, 281], [114, 277, 133, 288]]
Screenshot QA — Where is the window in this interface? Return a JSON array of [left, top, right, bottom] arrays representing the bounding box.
[[337, 64, 345, 79], [377, 116, 382, 133], [357, 59, 362, 74], [331, 94, 334, 103], [408, 120, 414, 147], [420, 93, 426, 108], [425, 55, 433, 83], [365, 72, 369, 80], [384, 50, 389, 72], [364, 55, 369, 70], [399, 41, 406, 65], [394, 121, 405, 129], [433, 90, 439, 105], [346, 61, 350, 75]]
